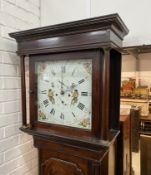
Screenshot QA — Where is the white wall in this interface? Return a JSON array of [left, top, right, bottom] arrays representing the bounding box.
[[122, 53, 151, 72], [41, 0, 151, 47], [41, 0, 90, 25], [122, 53, 151, 87], [0, 0, 40, 174]]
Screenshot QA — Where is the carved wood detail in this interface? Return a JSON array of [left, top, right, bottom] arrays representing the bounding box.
[[41, 158, 84, 175]]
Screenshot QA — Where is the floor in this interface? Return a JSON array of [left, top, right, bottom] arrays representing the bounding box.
[[132, 151, 140, 175]]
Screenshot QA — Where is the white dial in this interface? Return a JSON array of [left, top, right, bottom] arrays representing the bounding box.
[[36, 59, 92, 130]]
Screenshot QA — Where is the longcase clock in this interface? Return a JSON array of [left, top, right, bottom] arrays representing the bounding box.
[[10, 14, 128, 175]]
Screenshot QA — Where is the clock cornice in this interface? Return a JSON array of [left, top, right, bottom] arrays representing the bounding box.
[[9, 13, 128, 42]]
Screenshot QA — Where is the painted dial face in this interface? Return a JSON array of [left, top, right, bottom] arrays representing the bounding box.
[[36, 59, 92, 130]]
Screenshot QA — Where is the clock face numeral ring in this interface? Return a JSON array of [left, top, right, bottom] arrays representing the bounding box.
[[37, 59, 92, 130]]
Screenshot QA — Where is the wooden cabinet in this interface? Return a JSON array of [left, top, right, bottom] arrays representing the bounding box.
[[10, 14, 128, 175], [140, 134, 151, 175], [130, 108, 140, 152], [121, 98, 149, 116], [35, 136, 109, 175], [117, 115, 131, 175], [41, 158, 84, 175]]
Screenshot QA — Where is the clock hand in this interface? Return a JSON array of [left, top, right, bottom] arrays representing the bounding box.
[[60, 65, 66, 94], [60, 79, 85, 95], [58, 80, 72, 94], [60, 76, 63, 92], [58, 80, 69, 89], [57, 95, 67, 105]]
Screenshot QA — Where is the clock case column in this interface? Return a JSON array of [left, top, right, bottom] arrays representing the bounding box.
[[9, 14, 128, 175]]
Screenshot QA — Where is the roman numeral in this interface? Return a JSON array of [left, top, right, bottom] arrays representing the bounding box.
[[77, 103, 85, 110], [60, 113, 64, 120], [72, 112, 76, 118], [78, 79, 85, 84], [43, 99, 49, 107], [72, 112, 77, 120], [50, 108, 55, 115], [41, 90, 47, 94], [81, 92, 88, 96]]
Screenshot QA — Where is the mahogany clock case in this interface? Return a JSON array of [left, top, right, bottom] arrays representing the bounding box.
[[29, 49, 121, 139], [30, 50, 101, 138], [9, 14, 129, 175]]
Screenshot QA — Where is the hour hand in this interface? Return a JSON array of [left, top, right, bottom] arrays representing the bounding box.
[[58, 80, 69, 89]]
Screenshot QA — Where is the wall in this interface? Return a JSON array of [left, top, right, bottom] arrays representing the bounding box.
[[41, 0, 151, 47], [41, 0, 90, 26], [122, 53, 151, 87], [0, 0, 40, 174]]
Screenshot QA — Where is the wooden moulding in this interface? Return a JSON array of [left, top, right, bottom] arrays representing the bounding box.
[[9, 13, 129, 55]]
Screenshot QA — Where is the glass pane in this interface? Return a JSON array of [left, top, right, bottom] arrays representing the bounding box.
[[35, 59, 92, 130]]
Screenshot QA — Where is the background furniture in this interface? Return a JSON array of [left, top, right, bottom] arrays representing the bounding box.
[[140, 115, 151, 131], [130, 107, 140, 152], [120, 105, 140, 153], [121, 98, 149, 116], [117, 114, 131, 175], [140, 134, 151, 175]]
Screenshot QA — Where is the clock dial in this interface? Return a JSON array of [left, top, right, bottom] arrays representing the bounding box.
[[36, 59, 92, 130]]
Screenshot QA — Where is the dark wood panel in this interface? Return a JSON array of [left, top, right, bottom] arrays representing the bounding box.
[[34, 136, 106, 161], [19, 31, 109, 53], [9, 14, 128, 41], [9, 14, 128, 55], [20, 56, 27, 126], [35, 137, 110, 175], [40, 147, 91, 175], [41, 158, 84, 175], [131, 109, 140, 152], [109, 49, 121, 130], [117, 115, 131, 175]]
